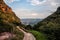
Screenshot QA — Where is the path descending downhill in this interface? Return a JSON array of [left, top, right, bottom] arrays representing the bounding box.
[[17, 26, 36, 40]]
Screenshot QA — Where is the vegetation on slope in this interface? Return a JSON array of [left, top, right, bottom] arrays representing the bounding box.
[[0, 0, 24, 40], [33, 7, 60, 40], [29, 30, 47, 40]]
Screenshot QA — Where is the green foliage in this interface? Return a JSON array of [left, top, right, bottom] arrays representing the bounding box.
[[0, 1, 23, 40], [0, 11, 20, 24], [25, 25, 32, 30], [12, 28, 24, 40], [29, 30, 48, 40], [0, 12, 23, 40], [0, 23, 13, 33], [0, 22, 24, 40], [33, 7, 60, 40]]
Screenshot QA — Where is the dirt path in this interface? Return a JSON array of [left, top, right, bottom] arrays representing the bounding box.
[[0, 32, 15, 40], [17, 26, 36, 40]]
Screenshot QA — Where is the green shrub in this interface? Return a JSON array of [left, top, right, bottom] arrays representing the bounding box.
[[29, 30, 48, 40]]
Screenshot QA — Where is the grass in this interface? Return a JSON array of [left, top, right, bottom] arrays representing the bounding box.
[[0, 23, 24, 40], [29, 30, 48, 40], [12, 27, 24, 40]]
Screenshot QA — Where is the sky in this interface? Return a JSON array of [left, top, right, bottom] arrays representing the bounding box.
[[4, 0, 60, 19]]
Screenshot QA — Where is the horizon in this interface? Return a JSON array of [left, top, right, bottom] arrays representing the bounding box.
[[4, 0, 60, 19]]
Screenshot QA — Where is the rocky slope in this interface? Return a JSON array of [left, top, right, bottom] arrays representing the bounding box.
[[0, 0, 24, 40], [0, 0, 21, 24]]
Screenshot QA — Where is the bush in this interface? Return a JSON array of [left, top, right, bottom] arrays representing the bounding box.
[[29, 30, 48, 40]]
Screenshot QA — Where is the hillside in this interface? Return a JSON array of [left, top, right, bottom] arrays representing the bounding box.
[[0, 0, 24, 40], [0, 0, 21, 24], [34, 7, 60, 40]]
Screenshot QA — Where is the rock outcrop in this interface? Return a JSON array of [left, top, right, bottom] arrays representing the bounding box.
[[0, 0, 21, 24], [0, 0, 12, 13]]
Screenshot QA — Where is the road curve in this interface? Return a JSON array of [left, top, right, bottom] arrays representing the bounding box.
[[17, 26, 36, 40]]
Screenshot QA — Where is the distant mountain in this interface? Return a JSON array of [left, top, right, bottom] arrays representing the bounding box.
[[21, 19, 42, 25]]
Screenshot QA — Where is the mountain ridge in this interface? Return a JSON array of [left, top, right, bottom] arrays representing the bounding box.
[[33, 7, 60, 40], [21, 19, 42, 25]]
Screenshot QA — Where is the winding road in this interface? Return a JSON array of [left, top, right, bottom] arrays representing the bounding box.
[[17, 26, 36, 40], [0, 26, 36, 40]]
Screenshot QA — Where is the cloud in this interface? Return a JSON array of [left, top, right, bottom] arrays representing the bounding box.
[[31, 13, 38, 16], [47, 0, 60, 11], [27, 0, 46, 6], [14, 0, 59, 19], [27, 0, 60, 6], [5, 0, 60, 6], [13, 8, 50, 19], [5, 0, 20, 3], [48, 0, 59, 6], [4, 0, 60, 19]]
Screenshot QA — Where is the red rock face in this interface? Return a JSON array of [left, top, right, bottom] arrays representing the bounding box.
[[0, 0, 12, 13]]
